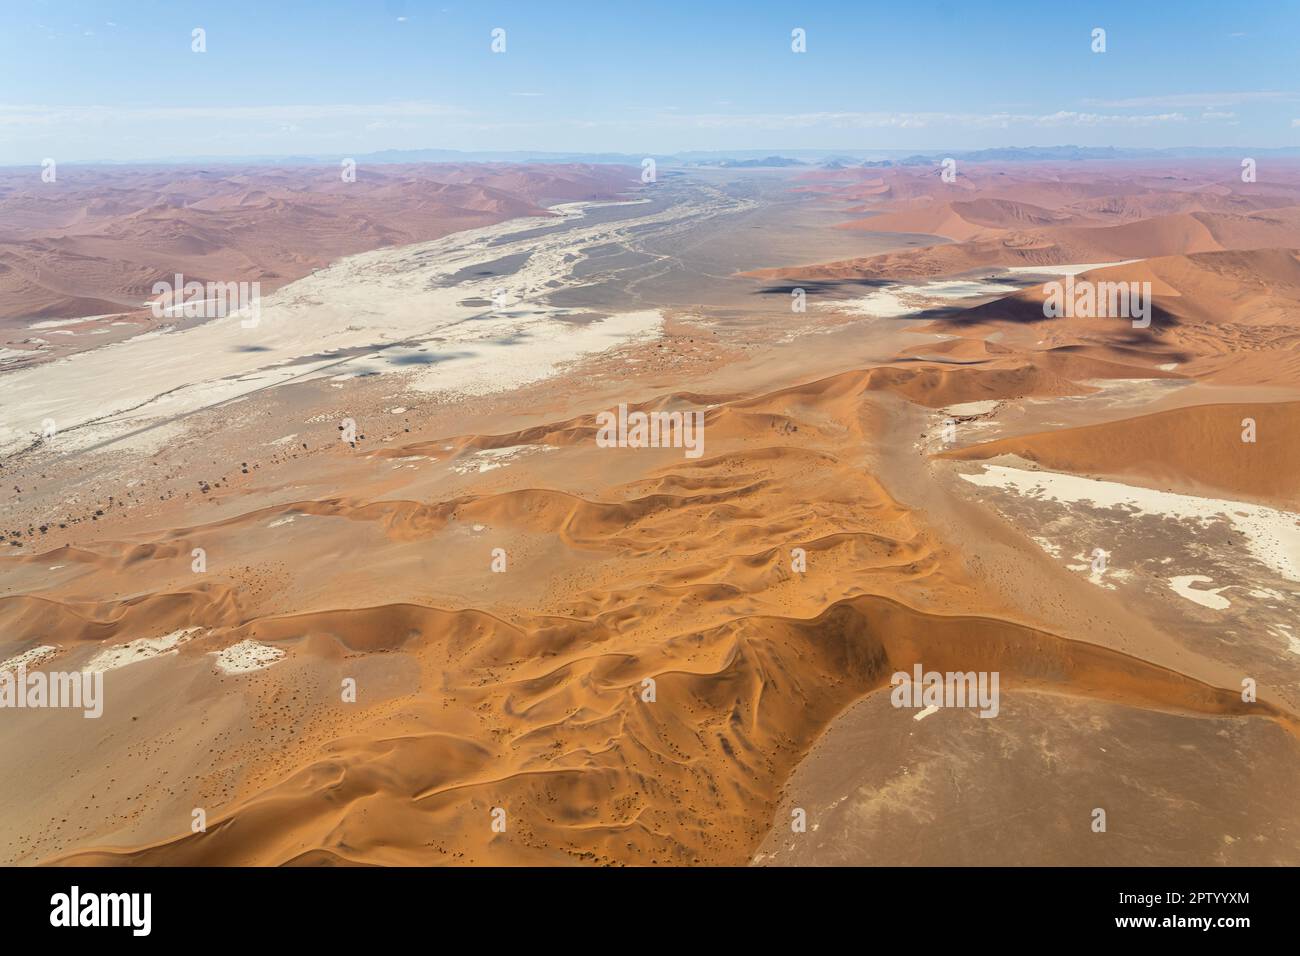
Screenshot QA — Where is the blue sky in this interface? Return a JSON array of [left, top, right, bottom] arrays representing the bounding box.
[[2, 0, 1298, 162]]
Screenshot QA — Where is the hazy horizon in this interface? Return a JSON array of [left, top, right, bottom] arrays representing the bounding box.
[[5, 144, 1300, 171], [2, 0, 1297, 164]]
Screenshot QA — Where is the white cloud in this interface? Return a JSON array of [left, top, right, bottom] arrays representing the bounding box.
[[1030, 111, 1187, 127], [664, 109, 1189, 131], [0, 101, 467, 128], [1084, 91, 1297, 109]]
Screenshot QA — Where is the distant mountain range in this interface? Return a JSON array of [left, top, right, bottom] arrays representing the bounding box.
[[7, 145, 1300, 169]]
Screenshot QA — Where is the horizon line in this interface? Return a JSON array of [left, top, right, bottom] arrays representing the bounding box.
[[5, 144, 1300, 170]]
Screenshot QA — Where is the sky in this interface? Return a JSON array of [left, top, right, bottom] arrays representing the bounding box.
[[1, 0, 1298, 163]]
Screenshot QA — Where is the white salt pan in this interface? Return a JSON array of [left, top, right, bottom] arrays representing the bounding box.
[[85, 627, 202, 672], [959, 465, 1300, 582], [1167, 575, 1232, 610], [212, 640, 286, 675], [0, 645, 58, 672]]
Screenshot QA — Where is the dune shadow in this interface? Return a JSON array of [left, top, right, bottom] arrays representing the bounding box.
[[751, 278, 894, 297], [931, 295, 1182, 333], [386, 349, 477, 367]]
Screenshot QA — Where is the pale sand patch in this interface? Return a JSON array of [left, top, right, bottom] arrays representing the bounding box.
[[1087, 551, 1117, 590], [833, 288, 914, 318], [403, 309, 663, 397], [1168, 575, 1232, 610], [1004, 260, 1142, 277], [959, 465, 1300, 582], [1249, 587, 1288, 601], [26, 314, 118, 329], [0, 645, 59, 672], [835, 276, 1020, 319], [920, 279, 1020, 298], [212, 640, 286, 675], [1267, 624, 1300, 656], [1031, 536, 1062, 558], [0, 197, 684, 456], [944, 400, 999, 417], [1064, 550, 1117, 589], [85, 627, 203, 673], [450, 444, 553, 475], [913, 704, 940, 721], [267, 516, 296, 528]]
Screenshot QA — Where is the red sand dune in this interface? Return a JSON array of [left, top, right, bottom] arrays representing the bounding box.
[[940, 400, 1300, 508], [3, 159, 1299, 868], [765, 161, 1300, 280], [0, 163, 636, 324]]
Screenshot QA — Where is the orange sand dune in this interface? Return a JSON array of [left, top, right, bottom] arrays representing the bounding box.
[[897, 336, 1015, 363], [4, 337, 1294, 866], [749, 209, 1300, 282], [767, 161, 1300, 281], [905, 248, 1300, 387], [44, 592, 1289, 866], [795, 161, 1300, 215], [940, 400, 1300, 508], [840, 197, 1081, 240], [4, 160, 1300, 869]]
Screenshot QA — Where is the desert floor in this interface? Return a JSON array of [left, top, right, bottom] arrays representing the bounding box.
[[2, 162, 1298, 865]]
